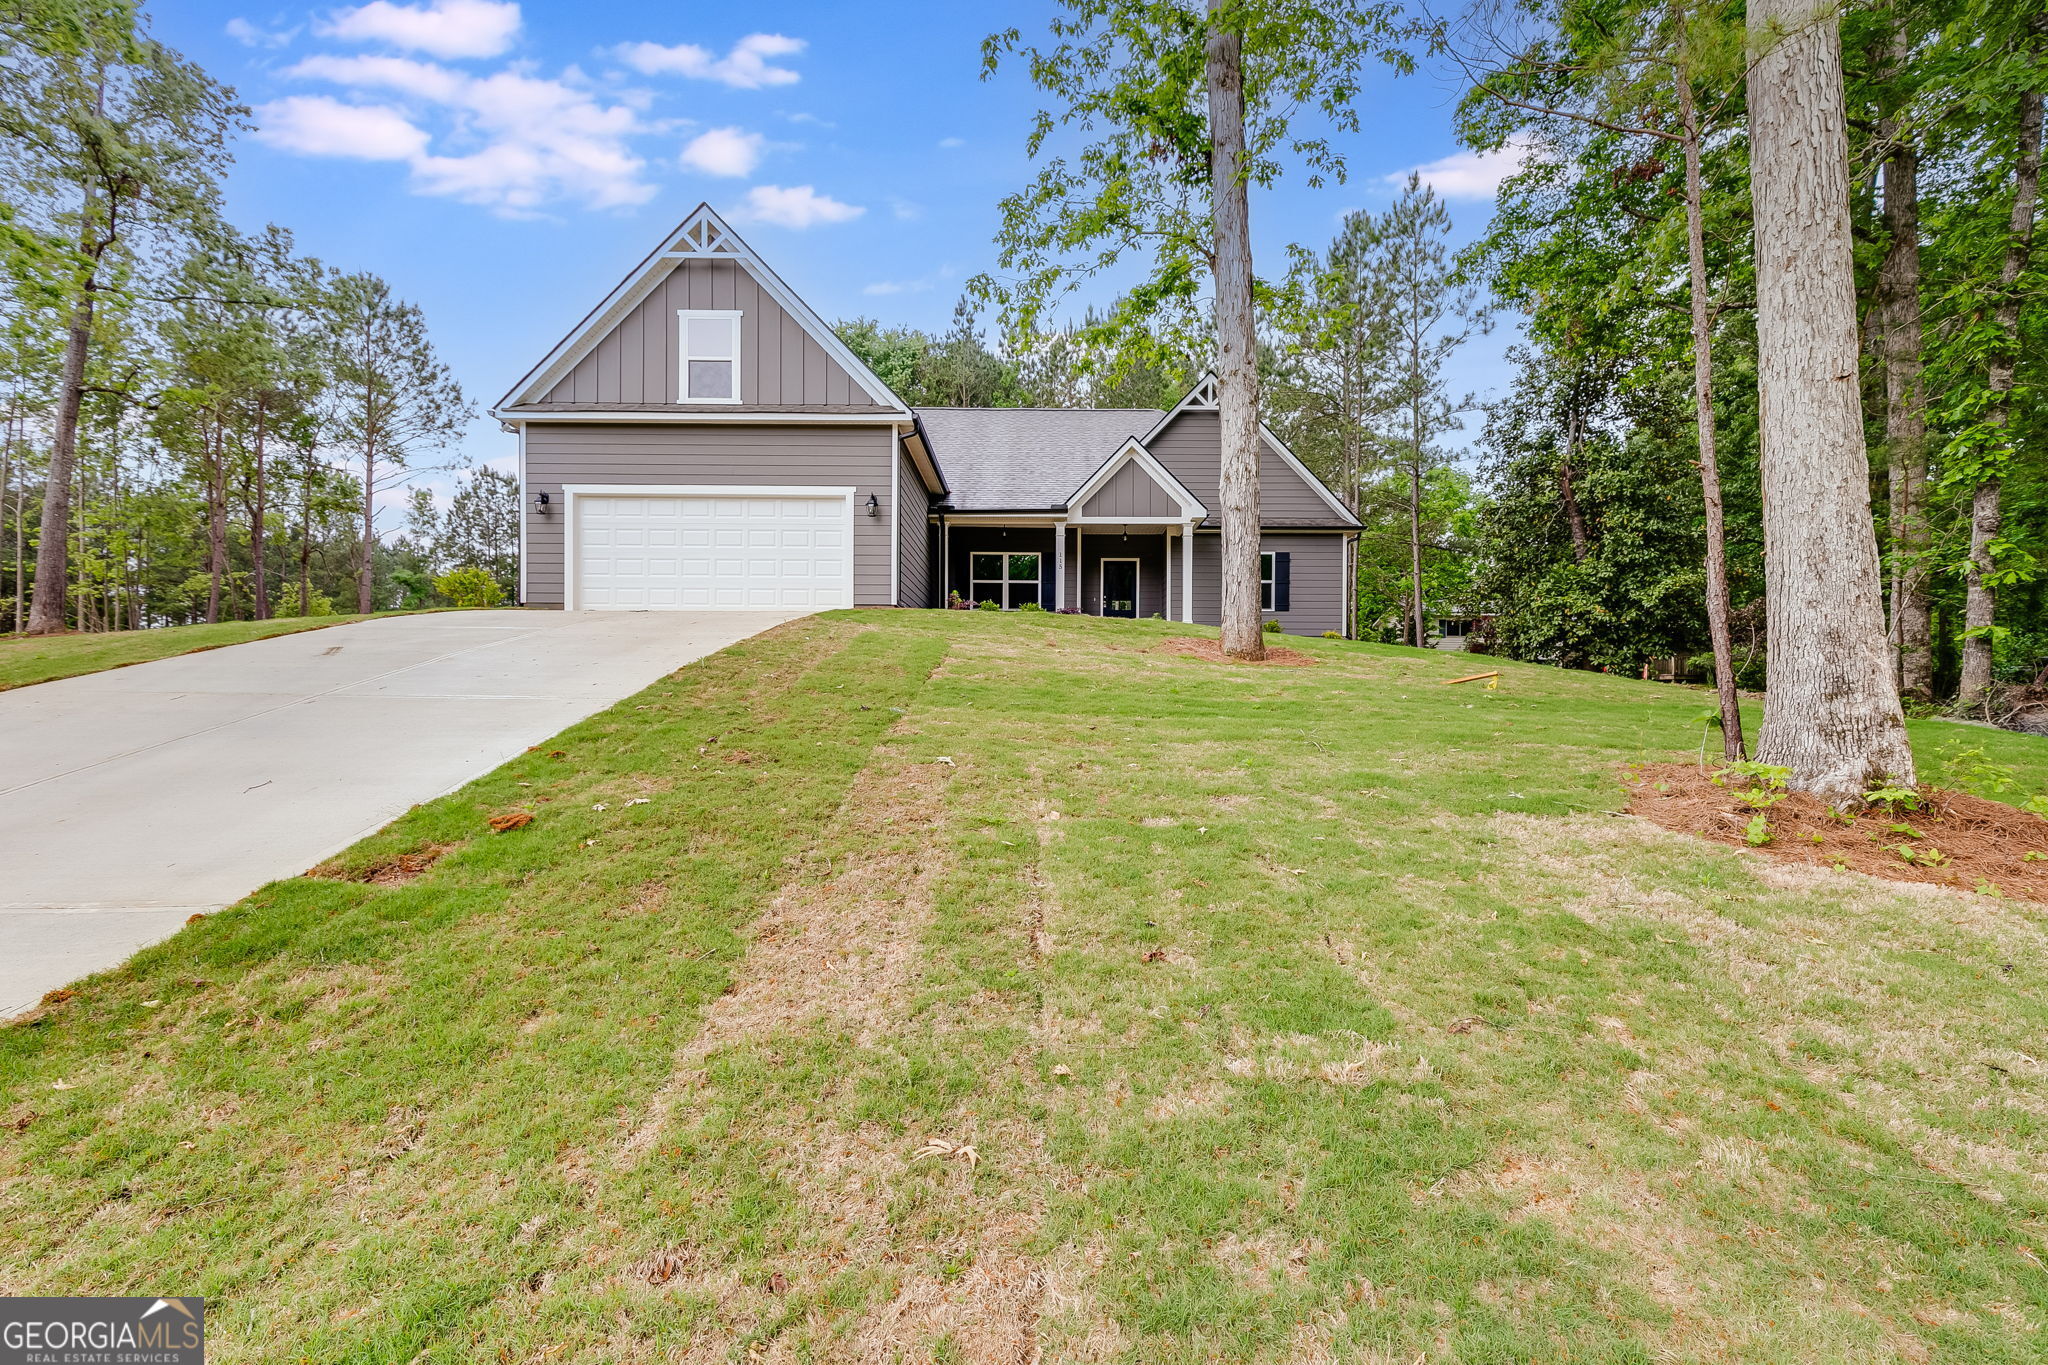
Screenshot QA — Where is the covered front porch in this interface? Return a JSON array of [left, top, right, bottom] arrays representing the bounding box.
[[937, 518, 1199, 620]]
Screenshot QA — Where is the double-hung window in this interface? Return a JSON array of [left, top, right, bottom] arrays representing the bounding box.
[[678, 310, 741, 403], [1260, 552, 1275, 611], [969, 552, 1041, 609]]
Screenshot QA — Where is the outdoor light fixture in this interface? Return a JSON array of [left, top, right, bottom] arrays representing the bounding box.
[[532, 490, 551, 515], [865, 493, 880, 517]]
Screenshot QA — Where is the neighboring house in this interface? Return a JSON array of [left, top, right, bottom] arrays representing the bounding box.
[[493, 204, 1362, 636]]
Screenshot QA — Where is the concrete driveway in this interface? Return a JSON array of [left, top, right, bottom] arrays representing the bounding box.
[[0, 609, 804, 1015]]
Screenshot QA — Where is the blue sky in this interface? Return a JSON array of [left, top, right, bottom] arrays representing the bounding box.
[[158, 0, 1523, 505]]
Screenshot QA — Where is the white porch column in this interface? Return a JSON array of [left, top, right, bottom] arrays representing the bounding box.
[[1074, 527, 1084, 612], [1181, 521, 1195, 623], [1053, 523, 1066, 613], [1164, 528, 1173, 621]]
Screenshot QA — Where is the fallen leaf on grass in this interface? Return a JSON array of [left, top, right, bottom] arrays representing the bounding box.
[[1446, 1018, 1484, 1034], [50, 1080, 74, 1091], [40, 988, 74, 1006], [767, 1271, 788, 1295], [592, 803, 608, 812], [932, 755, 956, 766], [1051, 1064, 1073, 1079], [635, 1247, 693, 1286], [1140, 949, 1168, 963], [912, 1136, 980, 1168], [185, 913, 207, 926], [488, 812, 535, 833]]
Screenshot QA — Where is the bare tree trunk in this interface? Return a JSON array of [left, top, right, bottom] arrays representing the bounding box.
[[1, 399, 11, 633], [250, 399, 270, 619], [1409, 446, 1424, 647], [1558, 399, 1591, 565], [1747, 0, 1914, 796], [205, 417, 227, 624], [1208, 0, 1264, 660], [1958, 81, 2043, 706], [26, 288, 94, 635], [10, 403, 22, 636], [1878, 21, 1933, 702], [298, 453, 314, 618], [1676, 49, 1746, 760]]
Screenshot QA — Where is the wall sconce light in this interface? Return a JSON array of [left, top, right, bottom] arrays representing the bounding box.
[[865, 493, 880, 518], [532, 490, 551, 515]]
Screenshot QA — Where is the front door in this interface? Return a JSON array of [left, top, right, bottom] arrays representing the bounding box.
[[1101, 559, 1138, 618]]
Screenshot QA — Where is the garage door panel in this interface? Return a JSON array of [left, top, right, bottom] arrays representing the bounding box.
[[575, 492, 850, 611]]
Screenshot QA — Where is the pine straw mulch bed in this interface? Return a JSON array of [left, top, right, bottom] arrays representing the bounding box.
[[1625, 763, 2048, 905], [1152, 637, 1318, 667]]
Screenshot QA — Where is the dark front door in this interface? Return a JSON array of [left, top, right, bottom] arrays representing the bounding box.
[[1101, 559, 1138, 618]]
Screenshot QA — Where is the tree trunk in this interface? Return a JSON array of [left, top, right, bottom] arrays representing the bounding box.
[[26, 288, 95, 635], [358, 436, 376, 615], [1409, 447, 1424, 647], [1207, 0, 1264, 660], [250, 399, 270, 619], [205, 417, 227, 625], [1676, 46, 1745, 760], [1878, 22, 1933, 702], [299, 453, 314, 618], [1746, 0, 1914, 796], [1958, 80, 2043, 706], [1556, 439, 1589, 568]]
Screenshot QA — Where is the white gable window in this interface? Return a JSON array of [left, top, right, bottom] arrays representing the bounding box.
[[678, 310, 742, 403]]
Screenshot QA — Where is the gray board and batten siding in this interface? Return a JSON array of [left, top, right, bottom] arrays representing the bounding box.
[[1078, 459, 1178, 519], [522, 423, 902, 608], [538, 257, 885, 410]]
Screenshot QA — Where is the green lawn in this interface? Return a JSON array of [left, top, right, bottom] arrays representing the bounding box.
[[5, 611, 2047, 1363], [0, 610, 450, 691]]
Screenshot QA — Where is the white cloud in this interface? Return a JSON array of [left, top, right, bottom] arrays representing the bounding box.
[[1385, 134, 1540, 201], [613, 34, 804, 89], [287, 53, 466, 100], [862, 279, 933, 297], [936, 136, 964, 149], [319, 0, 521, 59], [254, 95, 429, 159], [679, 126, 763, 177], [887, 197, 922, 221], [729, 184, 862, 229], [270, 55, 652, 213], [225, 17, 296, 48]]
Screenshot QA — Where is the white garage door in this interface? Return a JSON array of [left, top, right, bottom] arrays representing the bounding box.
[[573, 492, 851, 610]]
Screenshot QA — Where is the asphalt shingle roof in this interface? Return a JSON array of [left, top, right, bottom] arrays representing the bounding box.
[[913, 406, 1164, 511]]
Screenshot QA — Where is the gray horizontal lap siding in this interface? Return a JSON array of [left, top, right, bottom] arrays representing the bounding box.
[[522, 423, 897, 607], [1145, 410, 1349, 527], [1079, 461, 1175, 518], [897, 440, 933, 607], [541, 258, 870, 409], [1191, 531, 1348, 636]]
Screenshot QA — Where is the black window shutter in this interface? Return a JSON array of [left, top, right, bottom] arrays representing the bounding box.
[[1274, 552, 1292, 612]]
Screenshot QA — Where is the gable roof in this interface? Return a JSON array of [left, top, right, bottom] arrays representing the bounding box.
[[1067, 438, 1207, 520], [495, 203, 909, 416], [1141, 373, 1361, 528], [914, 406, 1164, 511]]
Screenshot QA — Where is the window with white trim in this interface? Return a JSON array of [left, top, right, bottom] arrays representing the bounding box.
[[1260, 552, 1275, 611], [678, 310, 741, 403], [970, 552, 1041, 609]]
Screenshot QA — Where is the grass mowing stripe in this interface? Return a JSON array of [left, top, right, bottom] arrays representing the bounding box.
[[0, 616, 946, 1363]]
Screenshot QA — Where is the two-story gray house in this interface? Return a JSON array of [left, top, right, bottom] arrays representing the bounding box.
[[493, 204, 1361, 635]]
